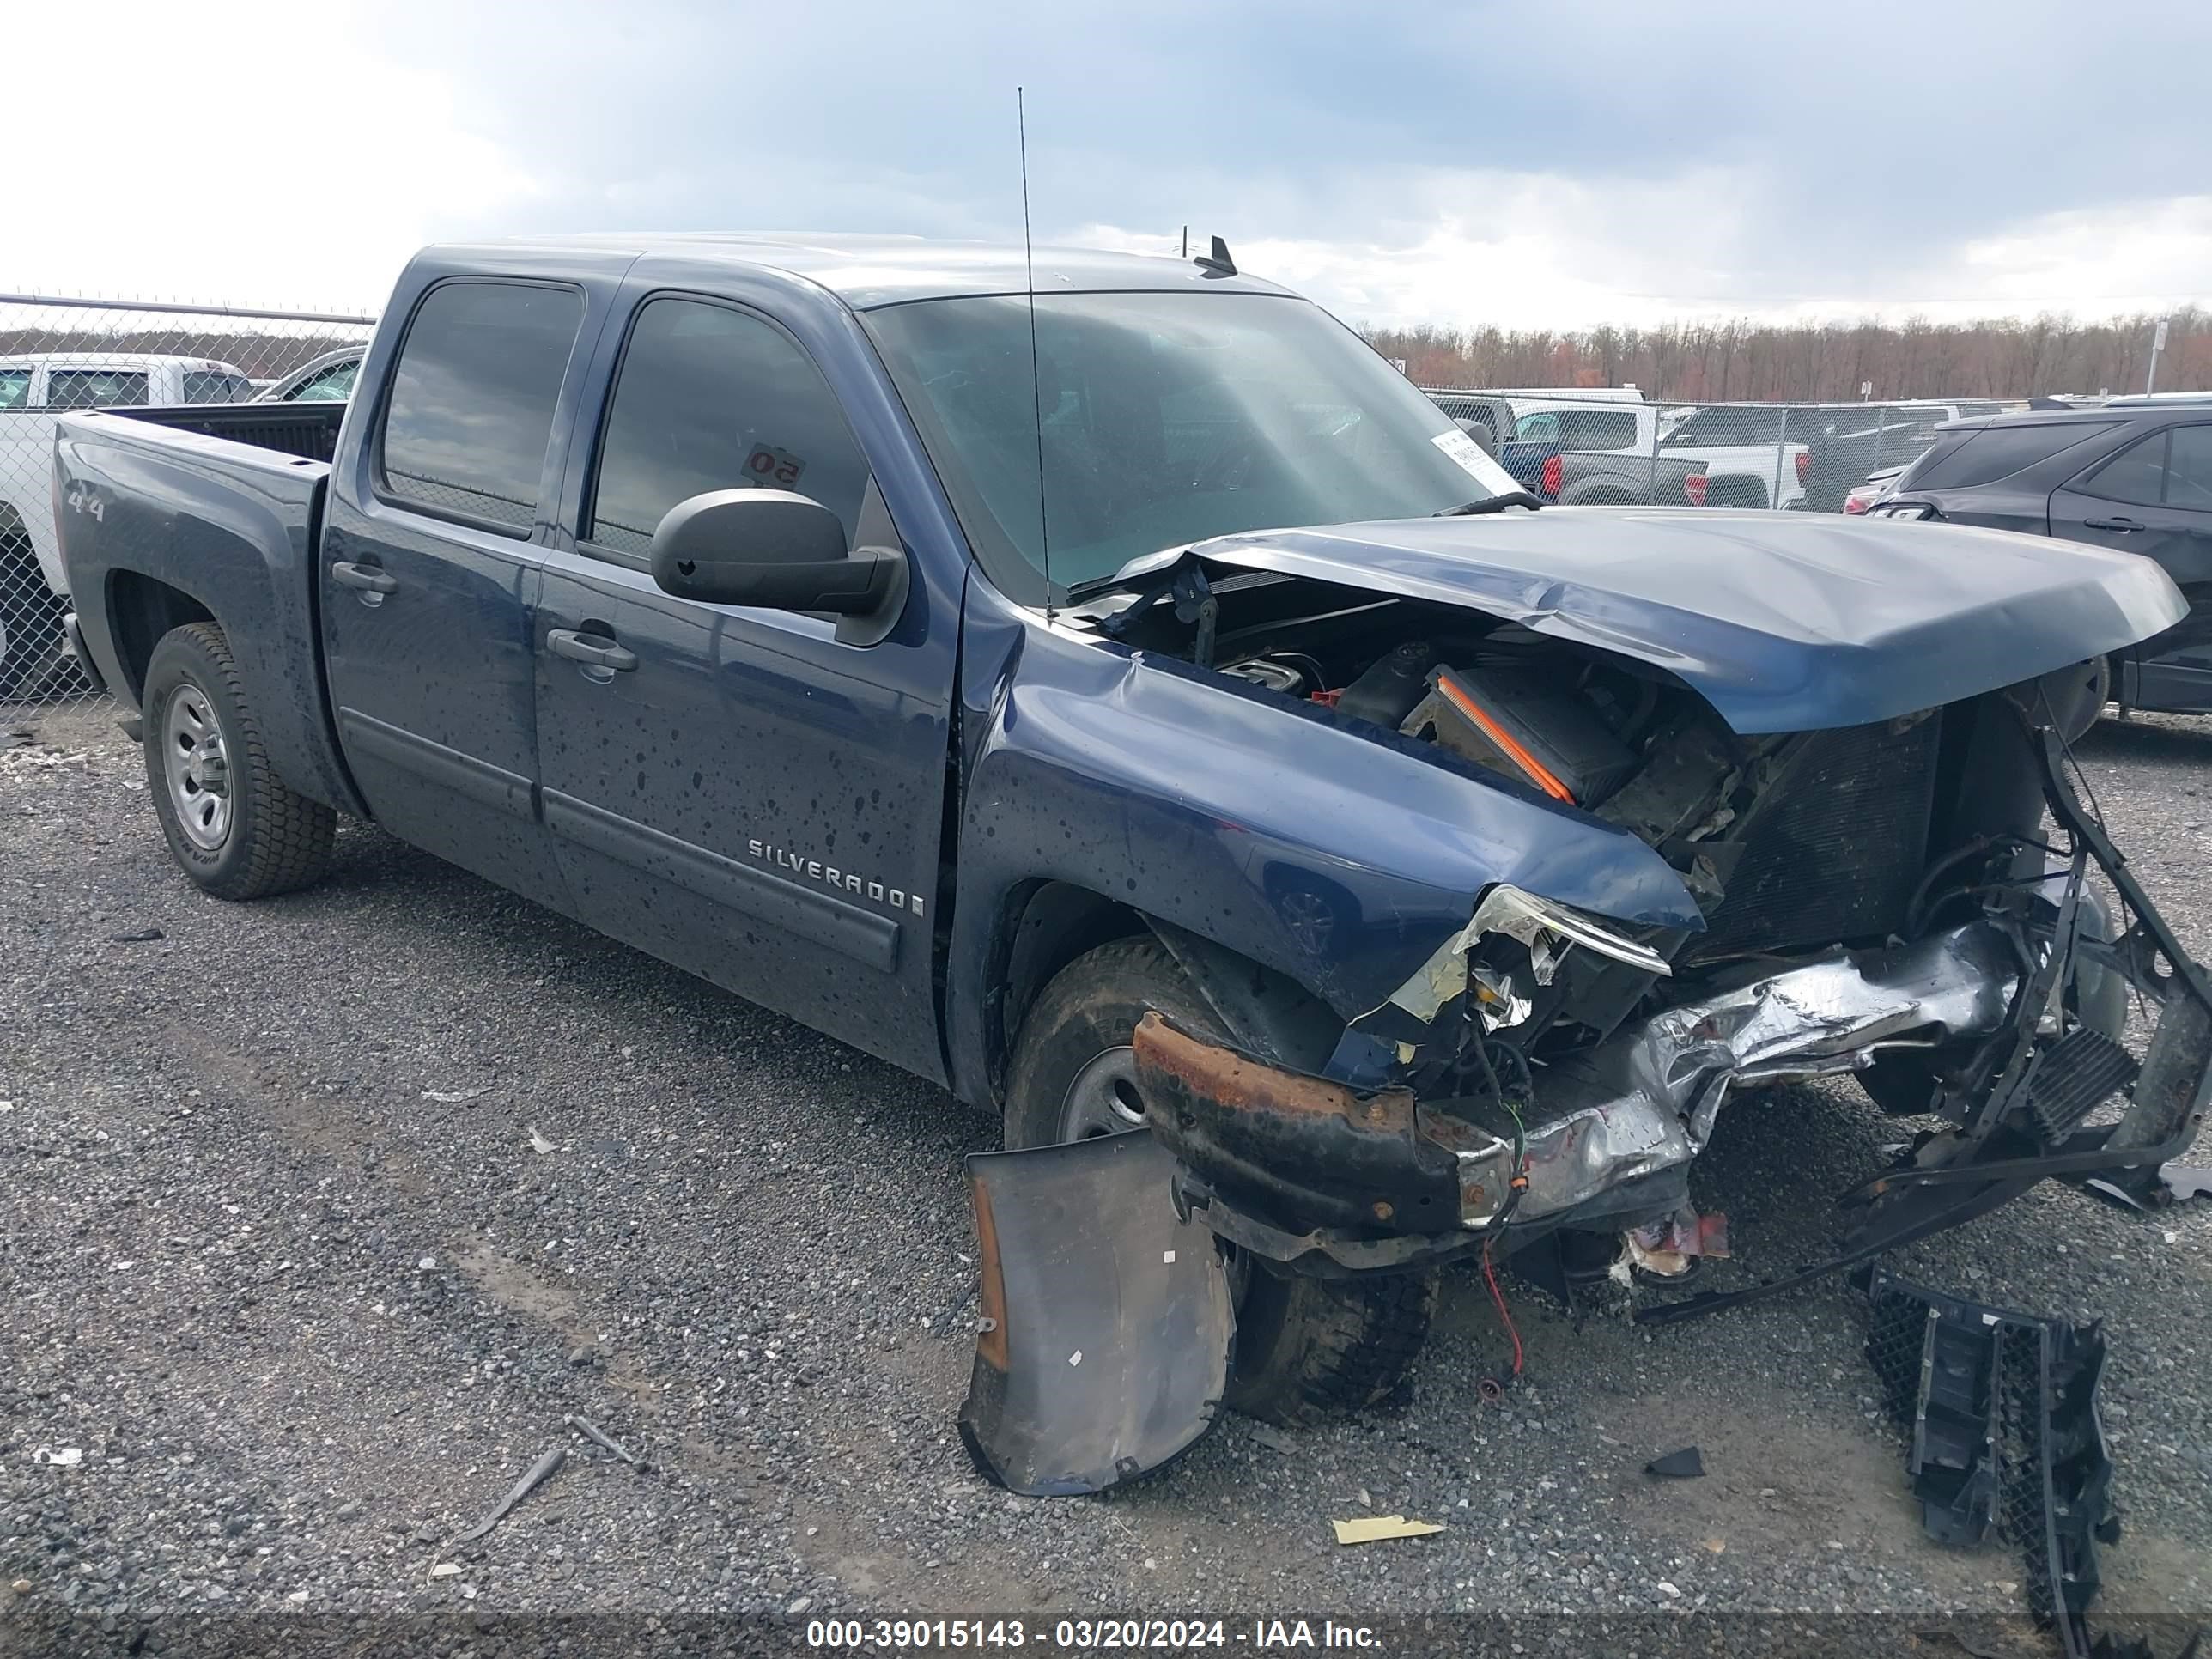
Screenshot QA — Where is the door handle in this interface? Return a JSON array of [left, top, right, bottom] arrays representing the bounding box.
[[547, 628, 638, 673], [331, 560, 398, 594], [2083, 517, 2143, 532]]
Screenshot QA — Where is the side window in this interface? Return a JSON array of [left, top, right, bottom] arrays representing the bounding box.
[[2086, 431, 2169, 508], [1515, 412, 1559, 442], [292, 362, 358, 403], [586, 296, 871, 560], [0, 369, 30, 410], [380, 281, 585, 532], [2166, 426, 2212, 511]]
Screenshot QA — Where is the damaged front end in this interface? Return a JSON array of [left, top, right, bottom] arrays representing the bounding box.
[[962, 530, 2212, 1494], [1140, 707, 2212, 1303]]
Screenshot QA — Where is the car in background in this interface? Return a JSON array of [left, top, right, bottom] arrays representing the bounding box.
[[1, 352, 255, 696], [1870, 404, 2212, 714], [1843, 465, 1906, 514], [1799, 401, 2013, 512], [1422, 391, 1515, 453], [1496, 405, 1709, 506], [254, 346, 364, 404], [1656, 402, 1850, 510]]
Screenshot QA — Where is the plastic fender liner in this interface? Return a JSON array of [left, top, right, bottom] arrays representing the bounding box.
[[957, 1130, 1233, 1497]]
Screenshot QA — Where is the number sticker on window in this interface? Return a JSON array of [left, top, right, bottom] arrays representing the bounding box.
[[743, 444, 806, 489]]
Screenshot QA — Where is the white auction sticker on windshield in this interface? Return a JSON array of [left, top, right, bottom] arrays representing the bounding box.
[[1431, 428, 1518, 495]]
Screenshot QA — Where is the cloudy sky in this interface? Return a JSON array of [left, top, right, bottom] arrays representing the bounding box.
[[15, 0, 2209, 331]]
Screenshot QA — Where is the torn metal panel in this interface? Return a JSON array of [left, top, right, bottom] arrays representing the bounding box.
[[957, 1131, 1232, 1497], [1445, 921, 2020, 1226]]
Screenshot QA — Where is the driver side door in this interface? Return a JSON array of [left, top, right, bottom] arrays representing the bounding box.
[[532, 291, 953, 1079]]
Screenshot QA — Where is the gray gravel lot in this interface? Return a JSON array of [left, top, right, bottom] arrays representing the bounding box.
[[4, 702, 2210, 1653]]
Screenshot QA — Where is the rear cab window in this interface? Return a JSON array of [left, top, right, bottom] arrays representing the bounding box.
[[378, 280, 586, 533], [584, 295, 872, 564], [181, 369, 255, 404], [46, 368, 149, 408]]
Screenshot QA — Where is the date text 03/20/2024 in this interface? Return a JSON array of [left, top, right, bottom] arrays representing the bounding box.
[[804, 1620, 1382, 1650]]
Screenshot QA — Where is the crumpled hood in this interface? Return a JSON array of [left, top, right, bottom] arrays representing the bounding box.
[[1185, 508, 2184, 733]]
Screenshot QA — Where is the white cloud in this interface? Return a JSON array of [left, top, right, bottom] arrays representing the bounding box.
[[9, 1, 541, 311], [1080, 183, 2212, 333]]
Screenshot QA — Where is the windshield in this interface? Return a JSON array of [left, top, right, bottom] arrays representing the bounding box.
[[865, 291, 1518, 595]]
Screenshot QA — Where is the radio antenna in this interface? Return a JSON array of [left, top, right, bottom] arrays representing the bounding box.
[[1018, 86, 1052, 618]]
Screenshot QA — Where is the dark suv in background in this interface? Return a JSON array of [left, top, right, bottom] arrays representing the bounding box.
[[1873, 401, 2212, 714]]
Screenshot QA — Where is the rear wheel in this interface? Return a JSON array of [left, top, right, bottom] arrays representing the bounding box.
[[1004, 937, 1437, 1426], [142, 623, 336, 900]]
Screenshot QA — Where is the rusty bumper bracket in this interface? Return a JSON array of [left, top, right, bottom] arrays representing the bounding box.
[[1133, 1012, 1474, 1256]]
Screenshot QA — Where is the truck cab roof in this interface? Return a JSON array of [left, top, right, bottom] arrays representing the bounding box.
[[435, 233, 1297, 309]]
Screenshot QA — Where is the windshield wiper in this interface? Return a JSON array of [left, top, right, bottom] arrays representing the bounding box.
[[1434, 490, 1544, 516]]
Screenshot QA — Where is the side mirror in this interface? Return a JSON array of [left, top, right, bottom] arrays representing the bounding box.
[[647, 489, 908, 643]]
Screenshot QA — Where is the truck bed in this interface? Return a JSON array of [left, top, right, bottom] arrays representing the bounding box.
[[112, 401, 348, 465], [53, 407, 361, 815]]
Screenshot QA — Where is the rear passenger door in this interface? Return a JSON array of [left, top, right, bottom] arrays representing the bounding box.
[[319, 277, 592, 911], [532, 291, 953, 1079]]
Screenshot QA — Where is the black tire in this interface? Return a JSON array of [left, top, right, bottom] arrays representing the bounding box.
[[142, 623, 336, 900], [1003, 936, 1437, 1427]]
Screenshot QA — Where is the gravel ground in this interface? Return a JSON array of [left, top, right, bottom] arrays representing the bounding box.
[[3, 702, 2210, 1656]]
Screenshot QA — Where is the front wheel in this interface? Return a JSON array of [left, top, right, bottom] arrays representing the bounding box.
[[142, 623, 336, 900], [1004, 937, 1437, 1426]]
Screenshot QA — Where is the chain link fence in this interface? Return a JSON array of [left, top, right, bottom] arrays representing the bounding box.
[[1423, 386, 2045, 513], [1, 295, 375, 723]]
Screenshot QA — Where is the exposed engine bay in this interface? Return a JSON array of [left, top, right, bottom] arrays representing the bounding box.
[[1079, 562, 2212, 1295]]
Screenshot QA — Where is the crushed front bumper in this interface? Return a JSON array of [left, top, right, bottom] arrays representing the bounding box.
[[1139, 921, 2024, 1270], [1142, 722, 2212, 1290]]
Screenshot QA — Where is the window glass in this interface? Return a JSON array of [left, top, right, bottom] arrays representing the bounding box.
[[181, 370, 253, 404], [2166, 426, 2212, 511], [1515, 412, 1559, 441], [2087, 432, 2169, 507], [588, 298, 871, 559], [1908, 422, 2118, 491], [46, 368, 149, 408], [1556, 408, 1638, 451], [289, 360, 358, 402], [380, 282, 583, 530], [0, 369, 30, 410], [1664, 406, 1784, 446], [866, 291, 1514, 592]]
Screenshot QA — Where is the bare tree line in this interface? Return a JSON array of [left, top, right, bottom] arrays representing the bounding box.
[[1367, 307, 2209, 404]]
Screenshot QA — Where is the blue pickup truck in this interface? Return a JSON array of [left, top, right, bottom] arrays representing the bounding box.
[[52, 235, 2212, 1486]]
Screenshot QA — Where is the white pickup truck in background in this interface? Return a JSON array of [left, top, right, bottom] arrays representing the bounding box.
[[0, 352, 254, 694], [1498, 394, 1826, 511]]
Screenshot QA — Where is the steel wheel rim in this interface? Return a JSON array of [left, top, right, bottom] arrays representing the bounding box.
[[162, 683, 232, 851], [1056, 1045, 1148, 1140]]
